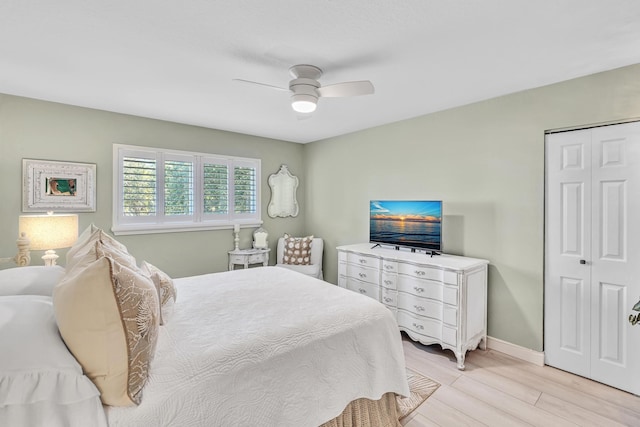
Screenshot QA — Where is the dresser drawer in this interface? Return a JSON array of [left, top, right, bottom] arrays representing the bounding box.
[[443, 306, 458, 327], [346, 264, 379, 285], [397, 276, 443, 301], [338, 251, 348, 263], [442, 326, 457, 346], [397, 292, 443, 320], [347, 252, 380, 269], [381, 260, 398, 274], [397, 311, 441, 340], [381, 287, 397, 307], [398, 263, 459, 286], [345, 278, 379, 300], [381, 272, 397, 289]]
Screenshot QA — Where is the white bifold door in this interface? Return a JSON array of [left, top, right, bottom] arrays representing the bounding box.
[[545, 121, 640, 395]]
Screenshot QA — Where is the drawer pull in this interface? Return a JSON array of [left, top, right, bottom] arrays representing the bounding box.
[[359, 258, 367, 264], [413, 286, 425, 293], [412, 323, 425, 330], [383, 297, 392, 303], [384, 264, 394, 270], [384, 280, 393, 285], [415, 270, 426, 276], [414, 305, 425, 312], [358, 288, 367, 294], [359, 272, 367, 278]]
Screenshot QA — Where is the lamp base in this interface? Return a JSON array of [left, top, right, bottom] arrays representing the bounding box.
[[42, 249, 59, 267]]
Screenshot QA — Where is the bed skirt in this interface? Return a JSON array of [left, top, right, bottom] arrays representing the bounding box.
[[320, 393, 401, 427]]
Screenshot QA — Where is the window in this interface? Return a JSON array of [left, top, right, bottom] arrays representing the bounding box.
[[113, 144, 261, 235]]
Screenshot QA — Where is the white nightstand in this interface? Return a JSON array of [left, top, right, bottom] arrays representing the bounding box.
[[228, 248, 270, 270]]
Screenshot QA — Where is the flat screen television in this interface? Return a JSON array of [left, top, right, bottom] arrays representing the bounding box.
[[370, 200, 442, 252]]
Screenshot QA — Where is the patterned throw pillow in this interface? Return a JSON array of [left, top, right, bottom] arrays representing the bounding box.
[[140, 261, 177, 325], [53, 257, 159, 406], [282, 233, 314, 265]]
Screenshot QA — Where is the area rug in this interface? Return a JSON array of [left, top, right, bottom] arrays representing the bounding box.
[[396, 368, 440, 420]]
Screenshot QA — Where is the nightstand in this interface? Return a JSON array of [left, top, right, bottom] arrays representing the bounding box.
[[228, 248, 270, 270]]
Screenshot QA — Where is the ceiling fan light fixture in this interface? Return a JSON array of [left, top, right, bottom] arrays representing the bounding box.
[[291, 94, 317, 113]]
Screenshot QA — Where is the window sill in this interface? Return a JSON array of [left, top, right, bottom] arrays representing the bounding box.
[[112, 221, 263, 236]]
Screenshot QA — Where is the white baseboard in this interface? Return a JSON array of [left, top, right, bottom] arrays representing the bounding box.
[[486, 336, 545, 366]]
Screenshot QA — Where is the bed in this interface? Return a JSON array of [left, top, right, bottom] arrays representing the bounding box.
[[1, 238, 409, 426]]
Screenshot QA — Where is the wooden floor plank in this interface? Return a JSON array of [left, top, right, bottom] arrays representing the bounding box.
[[430, 385, 532, 426], [450, 375, 578, 427], [535, 393, 630, 427], [415, 395, 484, 427]]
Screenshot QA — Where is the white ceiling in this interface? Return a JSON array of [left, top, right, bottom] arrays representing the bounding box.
[[1, 1, 640, 144]]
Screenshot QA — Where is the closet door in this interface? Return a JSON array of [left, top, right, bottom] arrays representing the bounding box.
[[588, 123, 640, 393], [545, 121, 640, 395], [545, 128, 592, 378]]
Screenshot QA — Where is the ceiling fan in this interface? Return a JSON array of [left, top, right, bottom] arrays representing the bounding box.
[[234, 64, 374, 114]]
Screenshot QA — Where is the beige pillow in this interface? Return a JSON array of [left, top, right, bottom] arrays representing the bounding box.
[[66, 226, 127, 266], [282, 233, 314, 265], [53, 256, 159, 406], [67, 239, 137, 272], [140, 261, 177, 325]]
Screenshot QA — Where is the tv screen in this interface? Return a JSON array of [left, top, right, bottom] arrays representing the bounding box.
[[370, 200, 442, 252]]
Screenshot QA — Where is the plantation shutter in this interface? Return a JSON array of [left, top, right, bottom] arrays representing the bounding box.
[[203, 161, 229, 216], [164, 158, 194, 217], [122, 155, 157, 217], [234, 165, 257, 214]]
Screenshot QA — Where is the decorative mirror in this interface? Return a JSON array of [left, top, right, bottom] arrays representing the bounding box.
[[253, 227, 269, 249], [268, 165, 299, 218]]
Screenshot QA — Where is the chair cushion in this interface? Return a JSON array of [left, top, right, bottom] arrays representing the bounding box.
[[282, 234, 314, 265], [276, 263, 322, 279]]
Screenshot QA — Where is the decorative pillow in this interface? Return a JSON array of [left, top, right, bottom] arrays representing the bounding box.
[[140, 261, 177, 325], [0, 265, 65, 296], [53, 257, 159, 406], [66, 225, 127, 267], [0, 295, 105, 425], [66, 239, 137, 272], [282, 233, 314, 265]]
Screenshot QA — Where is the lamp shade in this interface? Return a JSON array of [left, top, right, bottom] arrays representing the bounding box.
[[19, 214, 78, 250]]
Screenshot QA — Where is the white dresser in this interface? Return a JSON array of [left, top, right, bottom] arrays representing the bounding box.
[[337, 243, 488, 369]]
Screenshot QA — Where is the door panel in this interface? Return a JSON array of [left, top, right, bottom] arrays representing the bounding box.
[[589, 122, 640, 394], [545, 129, 592, 377]]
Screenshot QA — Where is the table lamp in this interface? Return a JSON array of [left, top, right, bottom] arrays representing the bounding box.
[[19, 213, 78, 266]]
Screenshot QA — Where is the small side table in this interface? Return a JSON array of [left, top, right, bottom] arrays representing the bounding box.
[[228, 248, 270, 270]]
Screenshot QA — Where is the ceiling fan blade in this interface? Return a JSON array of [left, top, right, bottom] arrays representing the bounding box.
[[317, 80, 374, 98], [233, 79, 289, 92]]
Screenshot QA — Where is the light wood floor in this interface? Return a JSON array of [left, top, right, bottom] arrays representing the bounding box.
[[400, 335, 640, 427]]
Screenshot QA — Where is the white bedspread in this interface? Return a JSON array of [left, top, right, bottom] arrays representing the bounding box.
[[106, 267, 409, 427]]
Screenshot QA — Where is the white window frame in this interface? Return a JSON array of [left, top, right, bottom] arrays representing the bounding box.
[[112, 144, 261, 235]]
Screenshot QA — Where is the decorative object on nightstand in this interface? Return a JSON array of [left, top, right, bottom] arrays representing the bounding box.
[[18, 212, 78, 266], [253, 227, 268, 249], [0, 232, 31, 266], [233, 223, 240, 250], [267, 165, 299, 218], [228, 248, 270, 270]]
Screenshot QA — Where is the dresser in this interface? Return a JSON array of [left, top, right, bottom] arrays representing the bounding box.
[[337, 243, 488, 370]]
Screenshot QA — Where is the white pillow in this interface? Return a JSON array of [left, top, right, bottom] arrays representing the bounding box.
[[0, 266, 65, 296], [0, 295, 107, 427]]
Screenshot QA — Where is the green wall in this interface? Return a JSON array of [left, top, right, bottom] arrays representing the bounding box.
[[2, 63, 639, 352], [0, 94, 305, 278], [304, 63, 640, 351]]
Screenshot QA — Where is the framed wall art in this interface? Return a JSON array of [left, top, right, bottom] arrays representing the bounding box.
[[23, 159, 96, 212]]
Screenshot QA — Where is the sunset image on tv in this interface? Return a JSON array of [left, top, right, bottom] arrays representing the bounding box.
[[370, 200, 442, 251]]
